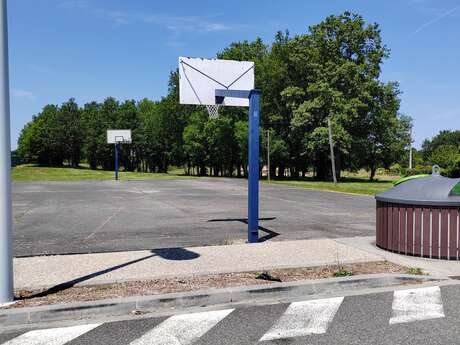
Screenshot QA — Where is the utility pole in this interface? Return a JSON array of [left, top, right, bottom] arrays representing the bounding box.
[[267, 130, 270, 183], [409, 126, 413, 170], [328, 117, 337, 184], [0, 0, 13, 305]]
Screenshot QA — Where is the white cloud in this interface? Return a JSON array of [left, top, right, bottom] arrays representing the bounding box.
[[432, 107, 460, 120], [11, 89, 36, 101], [142, 14, 233, 33], [57, 1, 89, 10], [57, 2, 247, 33], [25, 64, 50, 74], [94, 9, 130, 25], [410, 2, 460, 36]]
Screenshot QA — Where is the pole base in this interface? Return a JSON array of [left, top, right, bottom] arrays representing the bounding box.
[[0, 300, 16, 308], [247, 231, 259, 244]]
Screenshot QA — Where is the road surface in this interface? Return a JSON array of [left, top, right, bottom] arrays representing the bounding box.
[[1, 284, 459, 344]]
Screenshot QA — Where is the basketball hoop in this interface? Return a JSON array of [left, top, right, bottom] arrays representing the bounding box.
[[107, 130, 132, 144], [206, 104, 220, 119], [177, 56, 261, 244]]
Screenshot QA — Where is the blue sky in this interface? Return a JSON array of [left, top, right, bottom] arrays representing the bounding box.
[[8, 0, 460, 149]]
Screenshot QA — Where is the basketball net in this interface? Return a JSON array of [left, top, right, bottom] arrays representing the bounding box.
[[206, 104, 220, 119]]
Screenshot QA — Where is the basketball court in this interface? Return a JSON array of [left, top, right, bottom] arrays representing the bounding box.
[[12, 179, 375, 257]]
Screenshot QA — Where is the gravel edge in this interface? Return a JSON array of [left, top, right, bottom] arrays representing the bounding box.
[[0, 273, 441, 328]]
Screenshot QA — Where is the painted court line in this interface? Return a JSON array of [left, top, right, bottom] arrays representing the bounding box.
[[84, 207, 124, 240], [390, 286, 445, 325], [3, 323, 101, 345], [129, 309, 234, 345], [259, 297, 344, 341]]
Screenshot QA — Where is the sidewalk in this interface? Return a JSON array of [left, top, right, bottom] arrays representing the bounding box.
[[14, 239, 383, 290], [15, 236, 460, 292], [337, 236, 460, 278]]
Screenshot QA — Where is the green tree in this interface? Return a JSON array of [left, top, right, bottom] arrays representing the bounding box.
[[17, 104, 64, 166], [58, 98, 83, 167], [421, 130, 460, 177], [183, 111, 209, 175]]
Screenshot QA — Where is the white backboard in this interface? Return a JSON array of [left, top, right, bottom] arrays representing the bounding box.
[[179, 57, 254, 107], [107, 129, 132, 144]]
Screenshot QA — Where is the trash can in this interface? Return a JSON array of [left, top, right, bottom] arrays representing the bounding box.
[[375, 166, 460, 260]]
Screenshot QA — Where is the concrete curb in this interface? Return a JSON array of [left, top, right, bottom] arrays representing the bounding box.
[[0, 273, 441, 327]]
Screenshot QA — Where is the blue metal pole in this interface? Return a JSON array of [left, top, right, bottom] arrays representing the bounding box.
[[248, 90, 261, 243], [0, 0, 13, 304], [115, 143, 119, 181]]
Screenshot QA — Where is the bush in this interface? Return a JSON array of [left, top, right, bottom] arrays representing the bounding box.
[[444, 156, 460, 178], [389, 164, 402, 176], [403, 165, 433, 177]]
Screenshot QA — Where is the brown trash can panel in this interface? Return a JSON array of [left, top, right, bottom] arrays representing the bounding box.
[[422, 208, 431, 257], [414, 207, 422, 256], [441, 209, 449, 258], [387, 204, 393, 251], [376, 202, 383, 247], [406, 207, 414, 255], [450, 209, 458, 260], [392, 205, 399, 252], [399, 206, 406, 254]]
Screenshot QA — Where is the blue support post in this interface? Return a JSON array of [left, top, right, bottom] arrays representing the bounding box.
[[215, 88, 261, 243], [115, 143, 119, 181], [248, 90, 261, 243]]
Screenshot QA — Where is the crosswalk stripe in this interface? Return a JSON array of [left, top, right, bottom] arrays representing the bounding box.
[[129, 308, 234, 345], [390, 286, 445, 325], [2, 323, 101, 345], [259, 297, 344, 342]]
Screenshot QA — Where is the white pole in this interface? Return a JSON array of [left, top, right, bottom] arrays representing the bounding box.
[[0, 0, 13, 304], [409, 126, 413, 170], [267, 130, 270, 183], [328, 117, 337, 184]]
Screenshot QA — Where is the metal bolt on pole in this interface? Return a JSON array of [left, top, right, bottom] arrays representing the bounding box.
[[0, 0, 13, 304], [248, 90, 261, 243]]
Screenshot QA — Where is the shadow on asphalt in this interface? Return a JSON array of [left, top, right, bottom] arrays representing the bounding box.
[[18, 247, 201, 301], [207, 217, 280, 242], [151, 247, 200, 261]]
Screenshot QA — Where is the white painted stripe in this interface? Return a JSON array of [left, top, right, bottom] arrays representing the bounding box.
[[390, 286, 445, 324], [259, 297, 344, 341], [129, 309, 234, 345], [4, 323, 101, 345]]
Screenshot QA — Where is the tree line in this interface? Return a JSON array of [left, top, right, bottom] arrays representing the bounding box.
[[18, 12, 442, 180], [406, 130, 460, 178]]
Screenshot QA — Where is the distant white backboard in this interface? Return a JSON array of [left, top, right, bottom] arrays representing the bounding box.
[[179, 57, 254, 107], [107, 129, 132, 144]]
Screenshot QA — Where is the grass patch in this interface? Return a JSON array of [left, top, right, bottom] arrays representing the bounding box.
[[12, 165, 395, 196], [12, 165, 195, 182], [406, 267, 425, 275], [264, 176, 394, 196], [333, 267, 353, 277]]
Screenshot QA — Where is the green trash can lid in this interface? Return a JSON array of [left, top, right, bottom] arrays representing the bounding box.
[[376, 166, 460, 206]]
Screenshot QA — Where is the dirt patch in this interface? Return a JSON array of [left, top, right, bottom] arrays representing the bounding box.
[[8, 261, 409, 309]]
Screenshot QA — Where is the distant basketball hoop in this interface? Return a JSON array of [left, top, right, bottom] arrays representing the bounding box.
[[107, 129, 132, 180]]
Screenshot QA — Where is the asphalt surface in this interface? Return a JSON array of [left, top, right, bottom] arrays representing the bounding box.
[[2, 284, 460, 344], [12, 178, 375, 256]]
